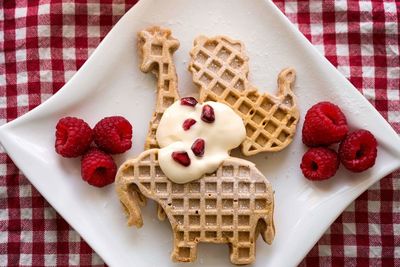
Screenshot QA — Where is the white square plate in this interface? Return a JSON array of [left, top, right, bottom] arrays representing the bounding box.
[[1, 0, 400, 266]]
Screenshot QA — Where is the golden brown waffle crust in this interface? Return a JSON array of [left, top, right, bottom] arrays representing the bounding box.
[[189, 35, 300, 156], [116, 149, 275, 265], [137, 26, 300, 156], [137, 26, 180, 150]]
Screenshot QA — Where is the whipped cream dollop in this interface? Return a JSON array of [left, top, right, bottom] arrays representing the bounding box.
[[156, 99, 246, 184]]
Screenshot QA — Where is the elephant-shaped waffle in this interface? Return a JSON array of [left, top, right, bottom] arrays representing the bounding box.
[[116, 149, 275, 265]]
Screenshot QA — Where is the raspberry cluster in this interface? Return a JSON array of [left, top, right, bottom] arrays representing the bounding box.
[[300, 102, 378, 181], [55, 116, 133, 187]]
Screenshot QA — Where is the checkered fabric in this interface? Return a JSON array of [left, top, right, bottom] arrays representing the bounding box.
[[0, 0, 398, 266]]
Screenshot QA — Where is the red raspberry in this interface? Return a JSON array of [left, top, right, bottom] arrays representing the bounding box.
[[94, 116, 132, 154], [300, 147, 339, 180], [81, 148, 117, 187], [55, 117, 93, 157], [302, 101, 348, 146], [339, 130, 377, 172]]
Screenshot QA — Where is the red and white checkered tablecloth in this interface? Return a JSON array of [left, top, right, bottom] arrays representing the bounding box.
[[0, 1, 399, 266]]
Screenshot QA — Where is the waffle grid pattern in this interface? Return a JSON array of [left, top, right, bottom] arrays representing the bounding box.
[[118, 149, 274, 264], [189, 36, 299, 155], [138, 27, 180, 150]]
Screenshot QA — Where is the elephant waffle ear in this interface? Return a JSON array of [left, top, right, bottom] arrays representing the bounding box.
[[115, 149, 275, 265]]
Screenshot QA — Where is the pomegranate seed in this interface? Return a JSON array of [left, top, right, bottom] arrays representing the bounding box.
[[191, 138, 205, 157], [171, 151, 191, 166], [180, 97, 198, 107], [201, 104, 215, 123], [182, 118, 196, 131]]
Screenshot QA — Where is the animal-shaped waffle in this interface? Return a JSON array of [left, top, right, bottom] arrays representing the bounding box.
[[137, 27, 180, 150], [117, 26, 278, 264], [116, 149, 275, 265], [137, 26, 299, 156], [189, 36, 300, 156]]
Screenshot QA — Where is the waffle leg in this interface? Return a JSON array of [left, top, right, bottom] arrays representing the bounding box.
[[229, 242, 256, 265], [171, 230, 197, 262], [171, 244, 197, 263]]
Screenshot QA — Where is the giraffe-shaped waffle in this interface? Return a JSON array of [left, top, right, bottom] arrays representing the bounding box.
[[138, 26, 180, 150], [189, 36, 300, 156]]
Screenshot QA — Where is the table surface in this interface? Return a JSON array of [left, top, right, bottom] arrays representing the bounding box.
[[0, 1, 399, 266]]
